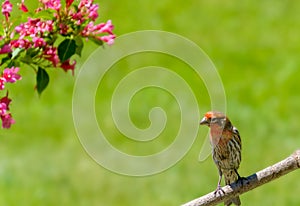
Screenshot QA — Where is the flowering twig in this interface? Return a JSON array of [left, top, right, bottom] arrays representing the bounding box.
[[182, 149, 300, 206], [0, 0, 115, 128]]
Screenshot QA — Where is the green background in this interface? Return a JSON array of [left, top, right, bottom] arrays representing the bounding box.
[[1, 0, 300, 205]]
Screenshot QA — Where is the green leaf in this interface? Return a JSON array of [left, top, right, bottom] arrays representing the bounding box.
[[0, 56, 11, 66], [21, 55, 33, 64], [33, 10, 55, 19], [12, 48, 24, 59], [22, 48, 40, 64], [26, 48, 40, 58], [74, 36, 84, 57], [36, 67, 50, 95], [44, 34, 58, 46], [13, 11, 33, 29], [8, 60, 20, 68], [88, 37, 103, 46], [58, 39, 76, 62]]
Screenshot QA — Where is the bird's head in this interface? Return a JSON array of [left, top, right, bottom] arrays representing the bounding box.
[[200, 111, 229, 128]]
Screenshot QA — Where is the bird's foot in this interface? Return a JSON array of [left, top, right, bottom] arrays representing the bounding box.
[[234, 169, 248, 186], [213, 185, 225, 197], [236, 176, 248, 186]]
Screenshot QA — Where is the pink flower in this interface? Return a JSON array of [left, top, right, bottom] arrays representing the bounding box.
[[10, 38, 32, 49], [81, 19, 115, 46], [88, 3, 99, 20], [43, 46, 60, 66], [0, 78, 5, 90], [15, 18, 54, 40], [0, 44, 12, 54], [36, 20, 53, 33], [60, 59, 76, 75], [81, 20, 115, 40], [2, 67, 22, 83], [70, 11, 84, 25], [33, 37, 46, 48], [99, 34, 116, 45], [15, 18, 39, 38], [1, 0, 12, 20], [0, 103, 7, 115], [1, 113, 15, 129], [0, 93, 11, 110], [0, 93, 14, 128], [78, 0, 93, 9], [19, 0, 28, 12], [77, 0, 99, 21], [0, 92, 11, 117], [96, 20, 114, 34], [81, 22, 94, 36], [66, 0, 74, 8], [59, 23, 69, 35], [40, 0, 61, 11]]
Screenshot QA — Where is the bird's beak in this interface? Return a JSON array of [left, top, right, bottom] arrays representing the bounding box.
[[200, 117, 209, 125]]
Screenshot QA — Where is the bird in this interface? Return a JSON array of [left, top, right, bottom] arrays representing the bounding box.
[[200, 111, 242, 206]]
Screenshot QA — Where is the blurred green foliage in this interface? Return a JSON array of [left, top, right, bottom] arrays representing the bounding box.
[[1, 0, 300, 205]]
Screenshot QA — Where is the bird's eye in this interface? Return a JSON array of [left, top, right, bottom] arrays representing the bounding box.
[[210, 117, 225, 126], [211, 118, 218, 124]]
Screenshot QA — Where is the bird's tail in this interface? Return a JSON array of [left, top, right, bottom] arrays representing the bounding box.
[[223, 169, 241, 206]]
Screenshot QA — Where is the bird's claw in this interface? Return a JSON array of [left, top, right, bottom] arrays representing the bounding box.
[[214, 186, 225, 197], [237, 176, 248, 186]]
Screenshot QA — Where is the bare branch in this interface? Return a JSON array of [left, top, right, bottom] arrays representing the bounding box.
[[182, 149, 300, 206]]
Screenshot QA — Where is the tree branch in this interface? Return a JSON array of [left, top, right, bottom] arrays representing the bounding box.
[[182, 149, 300, 206]]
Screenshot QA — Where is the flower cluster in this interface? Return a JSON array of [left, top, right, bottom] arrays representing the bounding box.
[[0, 0, 115, 128], [81, 20, 115, 45]]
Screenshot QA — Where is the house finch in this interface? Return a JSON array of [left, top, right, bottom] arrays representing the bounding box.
[[200, 111, 242, 206]]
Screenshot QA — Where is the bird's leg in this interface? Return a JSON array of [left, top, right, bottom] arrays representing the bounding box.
[[234, 169, 247, 186], [214, 169, 225, 196]]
